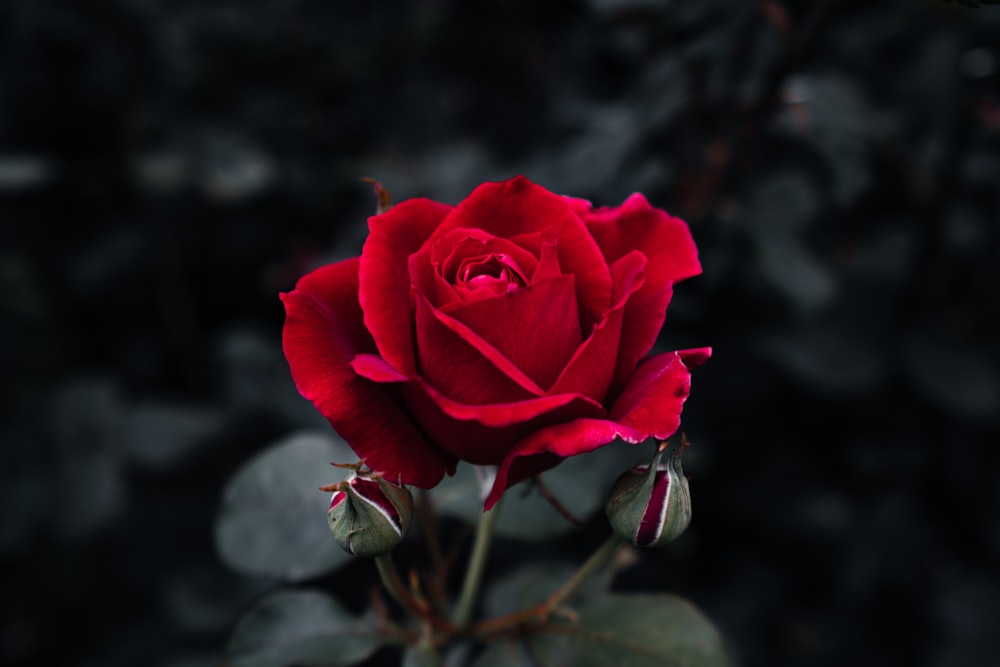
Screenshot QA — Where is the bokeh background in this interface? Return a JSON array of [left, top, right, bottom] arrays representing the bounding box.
[[3, 0, 1000, 665]]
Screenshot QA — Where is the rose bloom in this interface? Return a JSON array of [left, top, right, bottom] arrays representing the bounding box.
[[282, 176, 709, 509]]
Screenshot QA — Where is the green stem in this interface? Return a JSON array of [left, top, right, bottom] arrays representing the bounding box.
[[540, 534, 623, 616], [374, 553, 424, 619], [469, 533, 625, 640], [453, 500, 502, 630]]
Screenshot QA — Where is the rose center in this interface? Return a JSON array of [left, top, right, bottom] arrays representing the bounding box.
[[456, 253, 527, 291]]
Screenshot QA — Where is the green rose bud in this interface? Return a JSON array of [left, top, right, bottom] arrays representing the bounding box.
[[606, 441, 692, 548], [327, 473, 413, 557]]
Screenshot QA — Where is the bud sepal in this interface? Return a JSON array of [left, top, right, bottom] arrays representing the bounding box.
[[606, 440, 692, 548], [325, 470, 414, 558]]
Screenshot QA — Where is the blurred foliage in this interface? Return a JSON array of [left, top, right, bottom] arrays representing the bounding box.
[[227, 590, 391, 667], [474, 594, 729, 667], [3, 0, 1000, 666]]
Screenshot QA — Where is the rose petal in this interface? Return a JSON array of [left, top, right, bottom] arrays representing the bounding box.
[[404, 381, 605, 464], [413, 290, 544, 402], [443, 275, 582, 390], [281, 259, 456, 488], [608, 350, 708, 432], [506, 230, 561, 282], [548, 250, 646, 401], [485, 418, 647, 510], [350, 352, 409, 383], [434, 229, 538, 287], [350, 353, 605, 465], [409, 250, 459, 309], [429, 176, 612, 332], [530, 235, 562, 282], [360, 198, 454, 375], [572, 193, 702, 391], [484, 348, 711, 509], [678, 346, 712, 369]]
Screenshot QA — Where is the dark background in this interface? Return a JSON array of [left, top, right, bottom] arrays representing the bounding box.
[[3, 0, 999, 665]]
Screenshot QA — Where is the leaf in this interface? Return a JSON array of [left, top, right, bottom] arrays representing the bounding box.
[[227, 589, 390, 667], [432, 443, 645, 541], [484, 564, 578, 618], [122, 401, 224, 471], [403, 643, 443, 667], [524, 593, 730, 667], [215, 431, 357, 581]]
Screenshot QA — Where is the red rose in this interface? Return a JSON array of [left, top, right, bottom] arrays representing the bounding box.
[[281, 176, 709, 510]]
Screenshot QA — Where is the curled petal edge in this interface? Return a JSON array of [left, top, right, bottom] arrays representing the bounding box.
[[485, 347, 711, 509]]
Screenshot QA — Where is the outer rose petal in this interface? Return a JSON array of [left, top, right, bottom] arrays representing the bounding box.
[[350, 353, 605, 465], [485, 419, 645, 510], [607, 350, 707, 431], [428, 176, 613, 333], [360, 198, 454, 375], [571, 193, 702, 392], [485, 348, 712, 509], [403, 382, 605, 465], [281, 258, 456, 488]]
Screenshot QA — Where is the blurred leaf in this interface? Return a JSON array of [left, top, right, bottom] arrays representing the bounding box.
[[215, 431, 356, 581], [903, 334, 1000, 420], [227, 589, 390, 667], [484, 564, 577, 618], [471, 639, 535, 667], [122, 402, 224, 471], [403, 643, 443, 667], [781, 75, 879, 205], [53, 448, 127, 542], [432, 444, 645, 541], [755, 237, 837, 313], [526, 593, 729, 667], [443, 643, 476, 667], [744, 170, 819, 237], [758, 328, 884, 396]]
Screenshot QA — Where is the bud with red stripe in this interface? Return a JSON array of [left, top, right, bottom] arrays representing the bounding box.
[[606, 440, 692, 548], [325, 472, 414, 558]]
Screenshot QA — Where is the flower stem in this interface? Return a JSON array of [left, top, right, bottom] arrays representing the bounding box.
[[374, 553, 425, 619], [453, 500, 502, 631], [540, 534, 624, 617], [415, 490, 450, 617], [470, 533, 625, 639]]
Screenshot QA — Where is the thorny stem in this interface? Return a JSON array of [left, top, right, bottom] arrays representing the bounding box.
[[453, 499, 503, 631]]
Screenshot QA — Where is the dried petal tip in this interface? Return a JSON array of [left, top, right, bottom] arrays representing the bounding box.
[[327, 473, 413, 557], [606, 440, 692, 548]]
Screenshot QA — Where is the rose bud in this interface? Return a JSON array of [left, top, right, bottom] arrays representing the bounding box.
[[327, 474, 414, 557], [606, 441, 691, 548]]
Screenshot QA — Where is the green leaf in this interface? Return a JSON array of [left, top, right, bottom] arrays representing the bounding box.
[[215, 431, 357, 581], [227, 589, 391, 667], [432, 443, 645, 541], [525, 593, 730, 667]]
